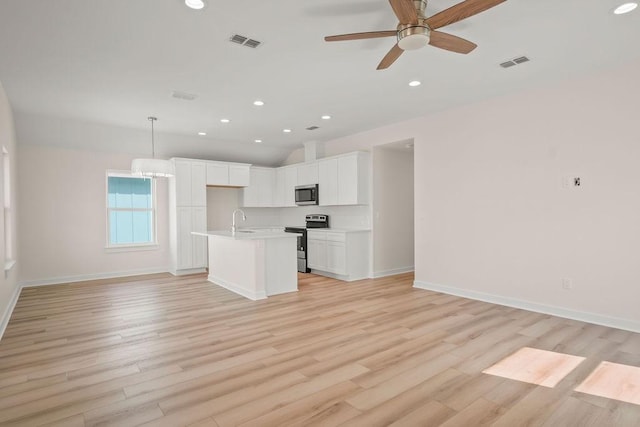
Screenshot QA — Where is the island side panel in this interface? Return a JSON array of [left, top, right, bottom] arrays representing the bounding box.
[[207, 237, 266, 300], [264, 237, 298, 296]]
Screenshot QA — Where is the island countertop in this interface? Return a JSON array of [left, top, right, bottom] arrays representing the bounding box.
[[191, 230, 300, 240]]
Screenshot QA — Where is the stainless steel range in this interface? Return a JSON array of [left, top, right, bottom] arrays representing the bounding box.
[[284, 214, 329, 273]]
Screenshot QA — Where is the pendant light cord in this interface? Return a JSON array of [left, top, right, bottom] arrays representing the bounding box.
[[148, 116, 157, 159]]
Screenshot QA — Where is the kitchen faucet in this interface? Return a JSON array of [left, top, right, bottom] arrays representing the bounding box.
[[231, 209, 246, 234]]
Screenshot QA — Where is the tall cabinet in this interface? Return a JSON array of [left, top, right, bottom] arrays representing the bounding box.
[[169, 159, 208, 275]]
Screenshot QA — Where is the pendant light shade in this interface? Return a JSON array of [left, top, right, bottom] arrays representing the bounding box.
[[131, 117, 175, 178]]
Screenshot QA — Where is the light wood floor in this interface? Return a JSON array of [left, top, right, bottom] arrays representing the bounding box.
[[0, 272, 639, 426]]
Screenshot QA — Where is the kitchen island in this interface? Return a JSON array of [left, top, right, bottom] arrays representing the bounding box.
[[192, 230, 299, 300]]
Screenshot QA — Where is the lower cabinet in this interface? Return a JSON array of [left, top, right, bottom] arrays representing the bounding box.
[[307, 230, 369, 281], [175, 207, 207, 273]]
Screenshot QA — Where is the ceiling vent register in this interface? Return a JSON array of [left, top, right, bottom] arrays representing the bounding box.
[[230, 34, 262, 48], [500, 56, 530, 69], [306, 126, 320, 131]]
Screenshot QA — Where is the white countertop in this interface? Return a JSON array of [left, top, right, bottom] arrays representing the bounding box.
[[192, 230, 299, 240]]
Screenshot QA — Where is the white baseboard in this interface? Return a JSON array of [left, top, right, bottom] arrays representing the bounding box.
[[19, 267, 170, 288], [169, 268, 207, 276], [0, 285, 22, 341], [372, 266, 415, 279], [208, 274, 267, 301], [413, 280, 640, 334]]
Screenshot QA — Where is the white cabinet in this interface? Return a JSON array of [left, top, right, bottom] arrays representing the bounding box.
[[318, 152, 370, 206], [318, 159, 338, 206], [306, 230, 369, 280], [191, 161, 207, 207], [174, 160, 193, 207], [297, 162, 319, 186], [169, 158, 209, 275], [206, 162, 228, 185], [307, 235, 327, 270], [274, 166, 297, 207], [206, 162, 251, 187], [176, 207, 193, 270], [229, 165, 250, 187], [242, 167, 275, 207]]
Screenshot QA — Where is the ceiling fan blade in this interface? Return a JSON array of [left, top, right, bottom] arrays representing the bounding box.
[[325, 30, 397, 42], [388, 0, 418, 24], [425, 0, 507, 30], [429, 31, 477, 54], [377, 44, 404, 70]]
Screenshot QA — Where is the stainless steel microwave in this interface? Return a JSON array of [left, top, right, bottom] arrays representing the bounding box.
[[295, 184, 319, 206]]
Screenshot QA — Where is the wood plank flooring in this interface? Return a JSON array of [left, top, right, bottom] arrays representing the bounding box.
[[0, 272, 639, 426]]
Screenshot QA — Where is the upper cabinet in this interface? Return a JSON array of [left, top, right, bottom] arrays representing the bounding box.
[[274, 166, 297, 207], [174, 159, 206, 207], [205, 161, 251, 187], [242, 167, 276, 207], [297, 162, 319, 186], [319, 152, 370, 206]]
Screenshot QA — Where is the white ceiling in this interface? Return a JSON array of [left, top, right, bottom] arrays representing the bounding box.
[[1, 0, 639, 165]]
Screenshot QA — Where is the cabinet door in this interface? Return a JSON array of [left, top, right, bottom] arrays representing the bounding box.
[[307, 239, 327, 270], [284, 167, 297, 207], [191, 207, 208, 268], [206, 162, 229, 186], [256, 168, 275, 207], [274, 168, 286, 207], [176, 207, 193, 269], [191, 162, 207, 207], [319, 159, 338, 206], [175, 160, 192, 207], [327, 241, 346, 275], [229, 165, 250, 187], [337, 155, 358, 205], [297, 162, 319, 186], [242, 168, 261, 207]]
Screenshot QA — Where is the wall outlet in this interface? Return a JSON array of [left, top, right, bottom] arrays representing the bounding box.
[[562, 175, 583, 189], [562, 278, 573, 290]]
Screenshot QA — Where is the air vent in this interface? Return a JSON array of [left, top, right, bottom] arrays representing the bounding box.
[[500, 56, 530, 69], [306, 126, 319, 131], [229, 34, 262, 49], [244, 39, 262, 49], [171, 91, 198, 101], [230, 34, 248, 45]]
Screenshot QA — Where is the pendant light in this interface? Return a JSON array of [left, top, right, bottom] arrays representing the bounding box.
[[131, 116, 174, 178]]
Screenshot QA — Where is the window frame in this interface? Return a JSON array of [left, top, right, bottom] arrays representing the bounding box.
[[105, 170, 159, 251]]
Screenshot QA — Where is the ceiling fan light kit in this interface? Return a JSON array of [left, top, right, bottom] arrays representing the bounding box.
[[325, 0, 507, 69]]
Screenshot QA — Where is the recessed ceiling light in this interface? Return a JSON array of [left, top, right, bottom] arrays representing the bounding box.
[[220, 119, 230, 123], [283, 129, 292, 133], [254, 139, 263, 143], [321, 115, 331, 120], [409, 80, 422, 87], [253, 100, 265, 106], [614, 2, 638, 14], [185, 0, 205, 10], [198, 132, 207, 136]]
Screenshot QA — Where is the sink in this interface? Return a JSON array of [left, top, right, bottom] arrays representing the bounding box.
[[234, 230, 255, 233]]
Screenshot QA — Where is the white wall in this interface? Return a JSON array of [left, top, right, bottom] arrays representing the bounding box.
[[0, 81, 19, 336], [372, 146, 414, 276], [17, 144, 170, 285], [320, 59, 640, 331], [206, 187, 241, 230]]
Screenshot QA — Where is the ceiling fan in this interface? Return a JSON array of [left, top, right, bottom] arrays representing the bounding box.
[[324, 0, 507, 70]]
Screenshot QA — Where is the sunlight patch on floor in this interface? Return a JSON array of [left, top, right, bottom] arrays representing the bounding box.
[[575, 361, 640, 405], [483, 347, 585, 388]]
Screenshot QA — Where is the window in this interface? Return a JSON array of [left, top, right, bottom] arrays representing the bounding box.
[[106, 172, 156, 247]]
